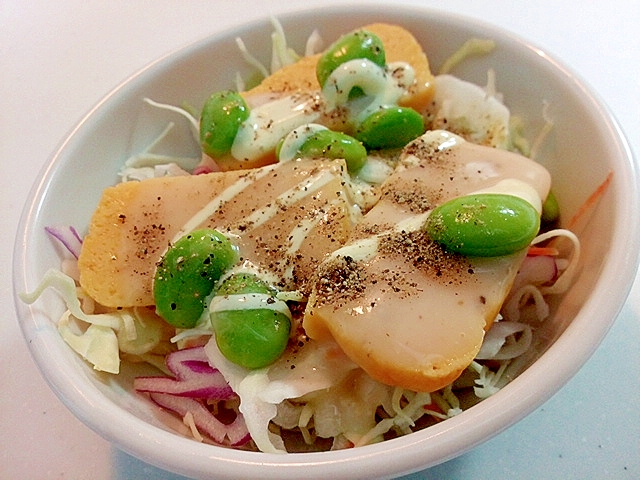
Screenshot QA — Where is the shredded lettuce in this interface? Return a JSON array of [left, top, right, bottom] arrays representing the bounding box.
[[269, 16, 301, 72], [469, 360, 509, 399], [235, 16, 312, 92], [532, 229, 581, 295], [142, 98, 199, 132], [58, 311, 120, 373], [353, 390, 433, 447], [20, 269, 169, 374], [427, 74, 511, 149], [529, 101, 555, 161], [203, 336, 359, 453], [119, 103, 201, 181], [304, 29, 324, 56], [438, 38, 496, 75], [236, 37, 271, 81], [20, 269, 122, 329], [476, 321, 533, 360]]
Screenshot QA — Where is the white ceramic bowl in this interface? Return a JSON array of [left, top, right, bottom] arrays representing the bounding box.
[[13, 4, 640, 479]]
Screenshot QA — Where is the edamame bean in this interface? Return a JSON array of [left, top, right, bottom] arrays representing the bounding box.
[[316, 30, 386, 91], [211, 273, 291, 369], [541, 190, 560, 224], [424, 193, 541, 257], [298, 129, 367, 173], [355, 106, 424, 150], [154, 229, 238, 328], [199, 90, 250, 158]]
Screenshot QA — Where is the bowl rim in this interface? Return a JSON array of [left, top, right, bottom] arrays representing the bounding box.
[[12, 3, 640, 479]]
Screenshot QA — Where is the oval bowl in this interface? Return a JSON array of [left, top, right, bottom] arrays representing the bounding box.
[[13, 4, 639, 479]]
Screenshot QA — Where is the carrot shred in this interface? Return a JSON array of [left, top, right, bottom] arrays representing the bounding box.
[[568, 171, 613, 230], [423, 401, 445, 422], [527, 246, 560, 256]]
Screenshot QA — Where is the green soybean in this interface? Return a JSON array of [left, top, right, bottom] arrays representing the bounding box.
[[211, 273, 291, 369], [153, 229, 238, 329], [541, 190, 560, 224], [355, 106, 424, 150], [424, 194, 541, 257], [297, 129, 367, 173], [316, 30, 386, 90], [199, 90, 250, 158]]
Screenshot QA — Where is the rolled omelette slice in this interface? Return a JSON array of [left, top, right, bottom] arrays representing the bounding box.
[[244, 23, 435, 112], [303, 131, 552, 393], [78, 159, 355, 308]]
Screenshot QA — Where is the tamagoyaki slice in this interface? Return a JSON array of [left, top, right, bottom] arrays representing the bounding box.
[[244, 23, 435, 112], [78, 159, 354, 308], [303, 131, 551, 392]]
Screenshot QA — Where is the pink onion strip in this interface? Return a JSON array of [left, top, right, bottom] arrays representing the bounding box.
[[134, 347, 234, 399], [45, 225, 83, 259], [511, 255, 557, 292], [149, 392, 250, 446]]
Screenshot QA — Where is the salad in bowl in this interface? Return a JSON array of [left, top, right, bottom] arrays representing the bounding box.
[[15, 6, 636, 479]]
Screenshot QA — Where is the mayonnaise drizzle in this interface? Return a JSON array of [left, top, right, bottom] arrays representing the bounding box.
[[232, 93, 323, 162], [322, 59, 414, 122], [327, 130, 546, 265], [172, 159, 349, 284], [233, 168, 337, 232], [329, 210, 430, 263], [171, 162, 281, 244], [230, 58, 414, 165], [209, 293, 292, 319], [282, 198, 343, 281], [278, 123, 329, 162]]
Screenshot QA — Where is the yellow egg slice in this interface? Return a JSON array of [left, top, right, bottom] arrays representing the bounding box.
[[303, 131, 551, 392], [78, 159, 355, 307]]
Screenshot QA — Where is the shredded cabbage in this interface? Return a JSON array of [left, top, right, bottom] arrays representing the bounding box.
[[427, 73, 511, 149], [58, 311, 120, 374], [438, 38, 496, 75], [120, 102, 200, 182], [532, 229, 581, 295], [269, 16, 301, 72], [20, 269, 169, 374]]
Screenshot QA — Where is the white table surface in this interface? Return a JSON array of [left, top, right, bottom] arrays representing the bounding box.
[[2, 1, 639, 478]]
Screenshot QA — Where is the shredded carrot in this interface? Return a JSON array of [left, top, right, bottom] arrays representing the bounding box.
[[568, 171, 613, 230], [527, 246, 560, 256], [423, 401, 443, 413], [423, 401, 445, 422]]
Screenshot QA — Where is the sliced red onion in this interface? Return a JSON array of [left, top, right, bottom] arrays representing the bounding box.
[[134, 347, 234, 399], [45, 225, 83, 259], [193, 165, 214, 175], [149, 392, 250, 446], [511, 254, 557, 292]]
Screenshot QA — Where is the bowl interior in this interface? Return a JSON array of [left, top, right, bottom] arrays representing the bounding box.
[[13, 5, 639, 480]]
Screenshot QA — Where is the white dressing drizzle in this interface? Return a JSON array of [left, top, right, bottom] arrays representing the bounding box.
[[329, 209, 430, 263], [209, 293, 292, 319], [171, 162, 281, 244], [322, 59, 414, 122], [327, 131, 546, 268], [330, 236, 379, 262], [232, 93, 323, 162], [282, 198, 343, 282], [217, 260, 282, 289], [227, 56, 413, 167], [233, 168, 337, 232], [278, 123, 329, 162]]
